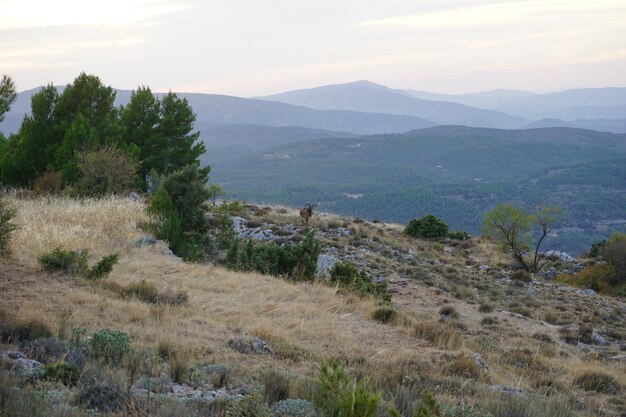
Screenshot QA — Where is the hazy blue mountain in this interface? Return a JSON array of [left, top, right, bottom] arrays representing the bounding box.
[[523, 118, 626, 133], [406, 87, 626, 121], [523, 119, 576, 129], [197, 123, 357, 168], [0, 87, 435, 137], [261, 80, 528, 128], [212, 126, 626, 254]]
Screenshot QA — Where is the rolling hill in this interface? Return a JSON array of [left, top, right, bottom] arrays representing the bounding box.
[[211, 126, 626, 254]]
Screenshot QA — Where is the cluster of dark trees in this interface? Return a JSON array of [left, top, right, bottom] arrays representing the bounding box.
[[0, 73, 207, 191]]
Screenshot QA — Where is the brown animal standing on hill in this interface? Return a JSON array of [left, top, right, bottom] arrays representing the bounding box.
[[300, 203, 317, 225]]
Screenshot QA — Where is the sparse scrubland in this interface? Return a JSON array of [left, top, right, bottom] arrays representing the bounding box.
[[1, 194, 625, 417]]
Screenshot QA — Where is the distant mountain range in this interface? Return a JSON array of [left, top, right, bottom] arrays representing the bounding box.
[[261, 80, 527, 129], [406, 86, 626, 126], [3, 81, 626, 138], [0, 86, 435, 137]]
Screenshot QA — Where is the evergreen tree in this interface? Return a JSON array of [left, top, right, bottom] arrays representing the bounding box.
[[159, 92, 207, 177], [0, 75, 17, 123], [0, 85, 59, 185], [120, 86, 162, 181]]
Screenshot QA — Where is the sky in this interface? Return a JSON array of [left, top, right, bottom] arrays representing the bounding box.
[[1, 0, 626, 96]]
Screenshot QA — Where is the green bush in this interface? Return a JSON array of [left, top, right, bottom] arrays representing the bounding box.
[[329, 262, 391, 302], [405, 215, 449, 239], [1, 319, 53, 342], [372, 307, 398, 324], [39, 247, 88, 276], [448, 230, 471, 241], [0, 194, 18, 257], [122, 279, 159, 303], [161, 165, 210, 234], [43, 361, 80, 386], [226, 389, 271, 417], [87, 253, 119, 280], [313, 362, 378, 417], [226, 231, 321, 281], [89, 328, 132, 363], [74, 145, 138, 197], [39, 247, 118, 279]]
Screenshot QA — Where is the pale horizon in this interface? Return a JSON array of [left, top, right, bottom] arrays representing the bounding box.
[[2, 0, 626, 97]]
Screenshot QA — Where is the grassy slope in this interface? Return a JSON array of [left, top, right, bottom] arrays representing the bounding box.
[[1, 195, 625, 416]]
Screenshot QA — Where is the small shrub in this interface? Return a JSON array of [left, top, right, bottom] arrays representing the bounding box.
[[448, 230, 471, 241], [3, 319, 54, 342], [89, 328, 132, 363], [0, 194, 18, 257], [226, 389, 271, 417], [480, 317, 498, 326], [372, 307, 398, 324], [271, 399, 317, 417], [43, 361, 80, 386], [511, 270, 532, 283], [169, 351, 189, 384], [158, 289, 189, 305], [19, 337, 67, 363], [329, 262, 391, 302], [123, 279, 159, 303], [226, 231, 321, 282], [262, 369, 290, 405], [478, 303, 494, 313], [38, 247, 88, 276], [433, 242, 445, 252], [33, 171, 62, 196], [78, 379, 125, 412], [444, 355, 483, 380], [405, 215, 449, 239], [573, 371, 620, 394], [75, 145, 137, 197], [542, 309, 558, 324], [442, 402, 494, 417], [414, 321, 464, 349], [439, 306, 459, 319], [313, 362, 379, 417], [87, 253, 119, 280]]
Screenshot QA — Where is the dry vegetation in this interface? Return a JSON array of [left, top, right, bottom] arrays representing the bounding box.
[[1, 194, 625, 416]]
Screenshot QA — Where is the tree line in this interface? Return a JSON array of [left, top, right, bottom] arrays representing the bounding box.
[[0, 73, 208, 193]]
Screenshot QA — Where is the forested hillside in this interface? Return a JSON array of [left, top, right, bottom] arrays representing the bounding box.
[[213, 126, 626, 254]]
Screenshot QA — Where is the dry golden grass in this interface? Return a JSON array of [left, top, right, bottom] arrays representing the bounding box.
[[2, 195, 625, 417], [8, 194, 148, 266]]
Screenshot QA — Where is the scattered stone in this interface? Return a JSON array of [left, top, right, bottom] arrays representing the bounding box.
[[489, 384, 524, 396], [228, 337, 272, 355], [474, 353, 488, 372], [540, 267, 559, 280], [135, 237, 157, 247], [544, 250, 575, 262], [575, 289, 597, 297], [479, 265, 490, 271], [316, 255, 337, 278], [1, 351, 42, 373], [128, 192, 143, 202]]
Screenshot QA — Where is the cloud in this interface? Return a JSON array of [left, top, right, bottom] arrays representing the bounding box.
[[0, 0, 191, 30]]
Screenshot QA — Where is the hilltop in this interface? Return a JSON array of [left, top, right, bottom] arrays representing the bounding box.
[[1, 194, 624, 417]]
